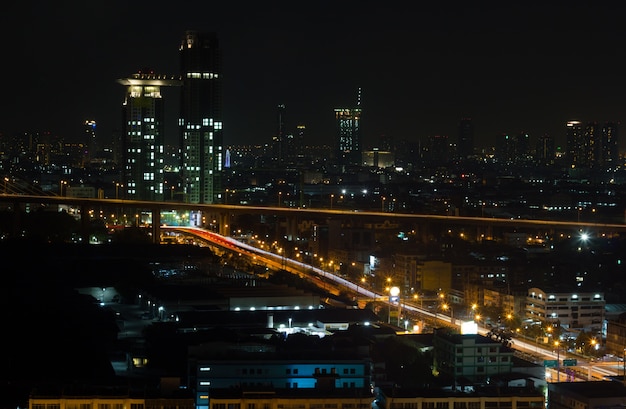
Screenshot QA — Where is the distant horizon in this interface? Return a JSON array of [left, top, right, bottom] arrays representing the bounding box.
[[3, 4, 626, 152]]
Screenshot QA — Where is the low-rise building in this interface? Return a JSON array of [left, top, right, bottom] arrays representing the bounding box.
[[525, 287, 604, 332], [432, 330, 515, 383], [547, 381, 626, 409]]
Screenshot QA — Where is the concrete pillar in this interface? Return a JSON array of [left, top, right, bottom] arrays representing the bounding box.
[[152, 209, 161, 244]]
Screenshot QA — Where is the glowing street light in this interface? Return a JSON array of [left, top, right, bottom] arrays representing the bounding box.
[[555, 340, 560, 382], [389, 286, 401, 325]]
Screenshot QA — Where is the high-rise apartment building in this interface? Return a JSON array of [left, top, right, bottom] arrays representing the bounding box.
[[118, 70, 181, 201], [335, 88, 362, 166], [566, 120, 619, 172], [535, 133, 555, 165], [179, 30, 223, 204], [565, 120, 585, 168], [84, 119, 97, 166], [602, 121, 620, 170], [584, 121, 601, 168], [272, 103, 286, 165], [457, 118, 474, 159]]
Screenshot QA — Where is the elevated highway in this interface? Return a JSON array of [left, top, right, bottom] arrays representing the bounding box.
[[1, 193, 625, 244], [166, 225, 622, 382]]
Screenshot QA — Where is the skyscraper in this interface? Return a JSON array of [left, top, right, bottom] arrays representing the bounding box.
[[272, 104, 286, 165], [179, 30, 223, 204], [84, 119, 97, 166], [118, 69, 181, 201], [601, 122, 619, 170], [565, 120, 584, 168], [335, 88, 362, 166], [535, 133, 555, 166], [457, 118, 474, 159]]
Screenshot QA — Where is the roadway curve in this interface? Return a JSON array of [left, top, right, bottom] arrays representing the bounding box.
[[165, 226, 622, 382]]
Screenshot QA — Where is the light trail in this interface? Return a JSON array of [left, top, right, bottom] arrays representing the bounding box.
[[165, 225, 623, 382]]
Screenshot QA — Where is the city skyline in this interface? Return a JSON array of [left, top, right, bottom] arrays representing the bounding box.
[[3, 2, 626, 149]]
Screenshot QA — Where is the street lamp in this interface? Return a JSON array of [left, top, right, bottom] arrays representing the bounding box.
[[330, 194, 334, 209], [555, 340, 560, 382], [114, 182, 123, 199], [358, 277, 365, 296], [381, 196, 386, 212], [389, 286, 400, 326], [443, 303, 454, 325]]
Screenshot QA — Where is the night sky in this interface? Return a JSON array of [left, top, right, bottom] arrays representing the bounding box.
[[3, 2, 626, 150]]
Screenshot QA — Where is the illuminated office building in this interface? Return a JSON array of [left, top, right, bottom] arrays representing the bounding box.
[[335, 88, 362, 166], [118, 70, 181, 201], [179, 30, 223, 204]]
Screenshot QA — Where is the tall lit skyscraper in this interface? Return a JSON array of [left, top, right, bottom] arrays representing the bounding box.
[[565, 120, 584, 168], [118, 69, 181, 201], [601, 122, 619, 170], [584, 121, 600, 168], [335, 88, 362, 166], [84, 119, 97, 166], [179, 30, 223, 204]]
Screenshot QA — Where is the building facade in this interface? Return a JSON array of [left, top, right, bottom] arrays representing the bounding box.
[[180, 30, 224, 204], [432, 331, 515, 383], [29, 395, 194, 409], [525, 287, 604, 332], [118, 70, 181, 201], [335, 88, 362, 166], [195, 359, 374, 409]]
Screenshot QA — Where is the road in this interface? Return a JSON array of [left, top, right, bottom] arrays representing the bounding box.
[[163, 225, 623, 382]]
